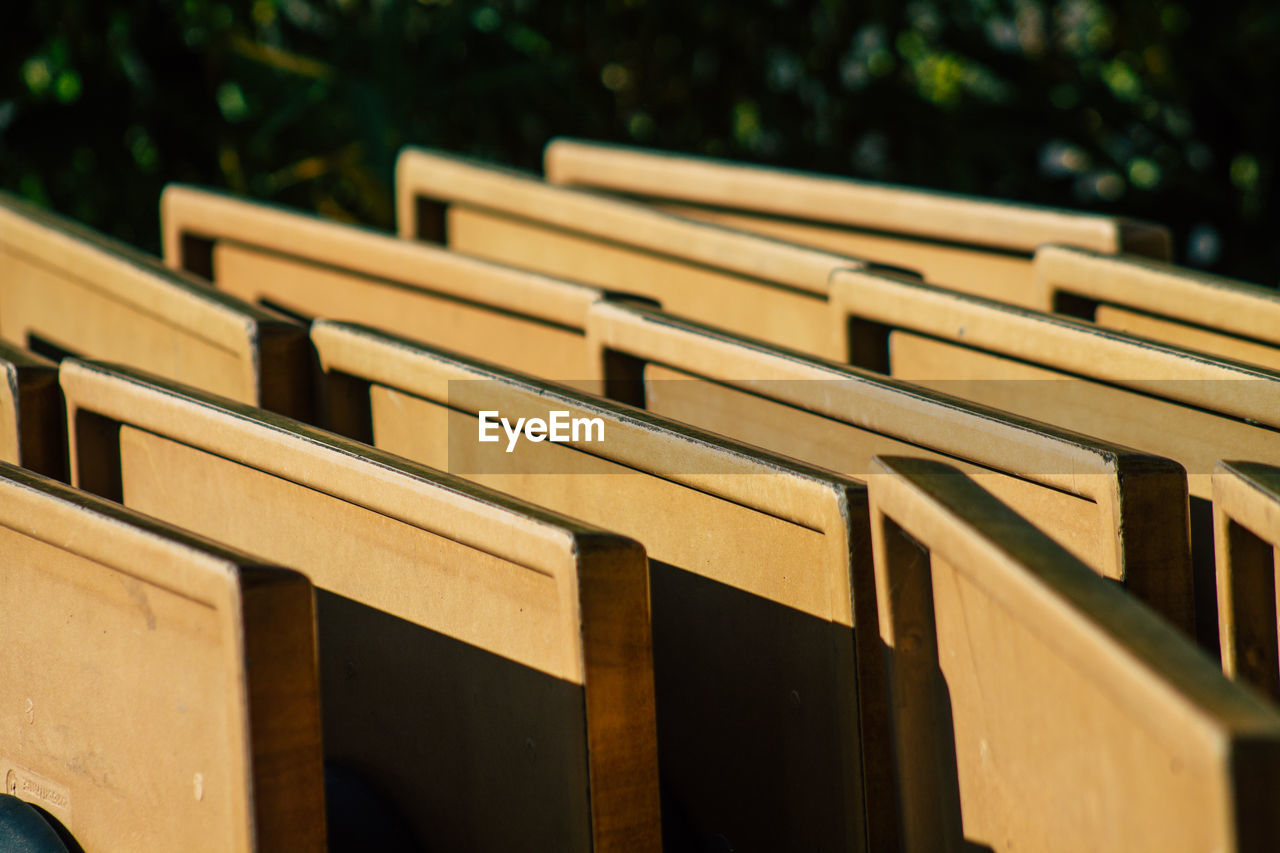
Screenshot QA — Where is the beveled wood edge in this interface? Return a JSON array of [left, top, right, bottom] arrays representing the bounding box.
[[394, 146, 863, 296], [542, 138, 1171, 258], [0, 458, 303, 598], [0, 459, 327, 851], [868, 455, 1280, 747], [313, 318, 864, 628], [160, 184, 602, 330], [830, 267, 1280, 426], [0, 192, 308, 410], [58, 358, 617, 583], [583, 299, 1169, 501], [1033, 245, 1280, 342]]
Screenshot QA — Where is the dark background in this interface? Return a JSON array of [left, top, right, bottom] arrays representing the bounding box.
[[3, 0, 1276, 282]]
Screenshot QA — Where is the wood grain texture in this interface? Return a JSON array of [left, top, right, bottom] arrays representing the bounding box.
[[58, 357, 660, 853], [867, 455, 1280, 853], [1212, 461, 1280, 701], [160, 186, 605, 391], [0, 461, 325, 852], [312, 319, 870, 852], [0, 192, 311, 420], [542, 138, 1170, 305], [394, 147, 860, 359], [1035, 245, 1280, 369], [583, 300, 1194, 640]]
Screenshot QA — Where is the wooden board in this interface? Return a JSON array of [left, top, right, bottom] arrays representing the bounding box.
[[393, 147, 870, 360], [1212, 461, 1280, 701], [583, 300, 1193, 639], [0, 461, 324, 851], [542, 139, 1171, 307], [0, 192, 312, 419], [58, 358, 660, 853], [1035, 245, 1280, 370], [0, 340, 64, 480], [312, 320, 874, 852], [866, 455, 1280, 853], [829, 269, 1280, 651], [160, 186, 608, 391]]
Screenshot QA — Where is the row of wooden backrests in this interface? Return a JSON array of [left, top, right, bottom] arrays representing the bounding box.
[[4, 142, 1280, 851]]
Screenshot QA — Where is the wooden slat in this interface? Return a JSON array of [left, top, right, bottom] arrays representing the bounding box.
[[58, 358, 660, 853], [867, 455, 1280, 853], [0, 461, 324, 851], [0, 340, 64, 480], [583, 300, 1193, 638], [312, 320, 873, 852], [542, 139, 1170, 306], [394, 147, 867, 359], [0, 193, 312, 419], [829, 268, 1280, 500], [160, 186, 605, 390], [1035, 245, 1280, 369], [1212, 461, 1280, 701]]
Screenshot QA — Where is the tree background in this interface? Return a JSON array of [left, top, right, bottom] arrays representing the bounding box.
[[3, 0, 1276, 282]]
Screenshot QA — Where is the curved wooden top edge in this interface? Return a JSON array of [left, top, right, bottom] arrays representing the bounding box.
[[160, 184, 601, 329], [0, 459, 303, 603], [1034, 245, 1280, 340], [312, 319, 865, 531], [543, 138, 1171, 258], [1213, 460, 1280, 547], [394, 146, 863, 296], [868, 455, 1280, 744], [585, 300, 1181, 500], [58, 358, 625, 580], [0, 192, 299, 339], [831, 267, 1280, 425]]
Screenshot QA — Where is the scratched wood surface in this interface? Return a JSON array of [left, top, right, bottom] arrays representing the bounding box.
[[867, 455, 1280, 853], [0, 461, 325, 852], [312, 319, 875, 852], [0, 340, 64, 480], [542, 139, 1170, 307], [58, 358, 660, 853], [0, 193, 312, 420]]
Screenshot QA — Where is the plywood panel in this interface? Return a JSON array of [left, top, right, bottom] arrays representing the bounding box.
[[0, 462, 323, 852], [867, 456, 1280, 852], [583, 300, 1194, 639], [0, 193, 310, 418], [1035, 246, 1280, 370], [313, 321, 869, 852], [59, 358, 660, 853]]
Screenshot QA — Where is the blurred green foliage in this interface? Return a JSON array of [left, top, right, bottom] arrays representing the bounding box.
[[2, 0, 1277, 281]]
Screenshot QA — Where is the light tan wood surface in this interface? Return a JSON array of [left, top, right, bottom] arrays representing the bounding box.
[[583, 300, 1194, 640], [0, 461, 324, 852], [1212, 461, 1280, 701], [0, 340, 64, 480], [867, 455, 1280, 853], [1035, 245, 1280, 370], [543, 138, 1170, 306], [394, 147, 869, 359], [829, 269, 1280, 501], [830, 269, 1280, 652], [0, 192, 312, 419], [58, 358, 660, 853], [312, 319, 875, 852], [161, 186, 609, 390]]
